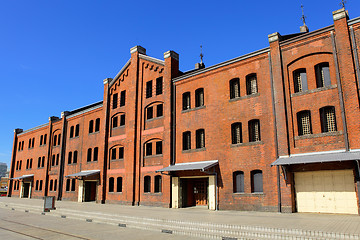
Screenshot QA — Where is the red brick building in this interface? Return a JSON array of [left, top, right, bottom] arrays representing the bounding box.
[[8, 8, 360, 214]]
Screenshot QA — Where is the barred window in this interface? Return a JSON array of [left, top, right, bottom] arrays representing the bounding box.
[[320, 106, 337, 133], [297, 110, 312, 136], [231, 122, 242, 144], [195, 88, 204, 107], [196, 129, 205, 149], [315, 63, 331, 88], [182, 92, 191, 110], [248, 119, 261, 142], [146, 80, 152, 98], [233, 171, 244, 193], [183, 131, 191, 150], [156, 77, 163, 95], [246, 74, 258, 95], [230, 78, 240, 99], [293, 69, 307, 93]]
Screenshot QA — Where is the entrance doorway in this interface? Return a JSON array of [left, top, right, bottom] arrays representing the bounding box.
[[84, 181, 97, 202], [22, 182, 30, 198], [181, 178, 208, 207]]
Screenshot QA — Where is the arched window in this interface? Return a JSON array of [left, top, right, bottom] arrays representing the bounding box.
[[320, 106, 337, 133], [144, 176, 151, 193], [251, 170, 263, 193], [75, 124, 80, 137], [293, 68, 307, 93], [154, 175, 162, 193], [183, 131, 191, 150], [231, 122, 242, 144], [95, 118, 100, 132], [109, 177, 114, 192], [53, 135, 57, 146], [68, 151, 73, 164], [44, 134, 47, 145], [230, 78, 240, 99], [233, 171, 244, 193], [70, 126, 74, 138], [87, 148, 92, 162], [93, 147, 98, 161], [248, 119, 261, 142], [195, 88, 204, 107], [89, 120, 94, 133], [117, 177, 122, 192], [182, 92, 191, 110], [246, 74, 258, 95], [40, 135, 43, 146], [73, 151, 78, 164], [315, 62, 331, 88], [196, 129, 205, 149], [297, 110, 312, 136]]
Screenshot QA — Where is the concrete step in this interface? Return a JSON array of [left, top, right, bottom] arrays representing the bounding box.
[[1, 202, 359, 240]]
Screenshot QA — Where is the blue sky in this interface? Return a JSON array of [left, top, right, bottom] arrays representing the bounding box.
[[1, 0, 359, 168]]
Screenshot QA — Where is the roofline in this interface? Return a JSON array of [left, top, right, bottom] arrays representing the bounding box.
[[67, 101, 103, 119], [109, 59, 131, 87], [18, 123, 49, 136], [139, 54, 165, 66], [348, 16, 360, 26], [172, 47, 270, 83]]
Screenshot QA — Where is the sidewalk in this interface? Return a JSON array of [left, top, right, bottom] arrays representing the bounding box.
[[1, 197, 360, 239]]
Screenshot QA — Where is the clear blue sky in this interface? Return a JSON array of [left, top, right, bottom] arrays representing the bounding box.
[[1, 1, 359, 168]]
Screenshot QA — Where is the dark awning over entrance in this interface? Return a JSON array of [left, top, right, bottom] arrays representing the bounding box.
[[11, 174, 34, 180], [271, 151, 360, 166], [156, 160, 218, 172], [65, 170, 100, 178]]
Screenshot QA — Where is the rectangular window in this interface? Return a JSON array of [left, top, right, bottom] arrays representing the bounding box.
[[93, 147, 98, 161], [230, 78, 240, 99], [147, 107, 153, 120], [40, 135, 43, 146], [156, 104, 163, 117], [297, 111, 312, 136], [112, 93, 118, 109], [320, 107, 337, 133], [146, 80, 152, 98], [195, 88, 204, 107], [246, 74, 258, 95], [75, 124, 80, 137], [70, 126, 74, 138], [112, 116, 118, 128], [119, 147, 124, 159], [95, 118, 100, 132], [156, 141, 162, 155], [120, 114, 125, 126], [87, 148, 92, 162], [249, 120, 261, 142], [182, 131, 191, 150], [120, 90, 126, 107], [231, 123, 242, 144], [44, 135, 47, 145], [89, 120, 94, 133], [145, 142, 152, 156], [315, 63, 331, 88], [71, 179, 75, 191], [111, 148, 117, 160], [156, 77, 163, 95], [57, 134, 61, 145], [182, 92, 191, 110], [233, 171, 244, 193], [293, 69, 308, 93], [196, 129, 205, 149]]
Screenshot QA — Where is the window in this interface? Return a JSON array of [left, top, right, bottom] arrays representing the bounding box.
[[89, 120, 94, 133], [50, 180, 53, 191], [109, 177, 114, 192], [73, 151, 78, 164], [145, 142, 152, 156], [32, 138, 35, 148], [182, 92, 191, 110], [29, 158, 32, 169], [71, 179, 76, 191], [146, 107, 153, 120], [246, 74, 258, 95], [117, 177, 122, 192], [233, 171, 244, 193], [156, 141, 162, 155], [156, 77, 163, 95], [28, 139, 31, 148], [183, 131, 191, 150], [196, 129, 205, 149], [38, 157, 41, 168], [251, 170, 263, 193], [230, 78, 240, 99], [39, 180, 43, 191], [53, 135, 57, 146], [195, 88, 204, 107], [120, 114, 125, 126], [44, 135, 47, 145], [54, 179, 57, 191], [144, 176, 151, 193], [93, 147, 98, 161], [56, 154, 59, 166], [156, 104, 163, 117], [26, 159, 29, 169], [95, 118, 100, 132], [36, 180, 39, 191], [52, 155, 55, 166], [66, 179, 70, 191], [87, 148, 92, 162], [119, 147, 124, 159], [41, 156, 45, 168], [112, 93, 118, 109], [315, 63, 331, 88], [293, 69, 308, 93], [248, 120, 261, 142], [40, 135, 43, 146], [70, 126, 74, 138], [146, 80, 153, 98], [120, 90, 126, 107], [154, 175, 162, 193], [111, 148, 117, 160], [57, 134, 61, 145], [75, 124, 79, 137], [68, 152, 73, 164], [19, 160, 22, 170], [112, 116, 118, 128], [297, 110, 312, 136], [320, 106, 337, 133], [231, 123, 242, 144]]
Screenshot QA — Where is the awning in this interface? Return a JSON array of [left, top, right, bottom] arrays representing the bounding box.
[[65, 170, 100, 178], [156, 160, 218, 172], [271, 151, 360, 166], [11, 174, 34, 180]]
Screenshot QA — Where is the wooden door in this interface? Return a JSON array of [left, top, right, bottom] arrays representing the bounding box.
[[193, 179, 207, 206]]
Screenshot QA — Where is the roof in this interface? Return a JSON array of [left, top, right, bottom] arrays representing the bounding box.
[[156, 160, 218, 172], [11, 174, 34, 180], [271, 151, 360, 166], [65, 170, 100, 178]]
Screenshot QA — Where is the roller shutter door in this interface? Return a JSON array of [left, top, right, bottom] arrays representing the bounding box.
[[295, 170, 358, 214]]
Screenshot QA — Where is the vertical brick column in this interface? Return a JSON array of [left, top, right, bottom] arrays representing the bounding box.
[[8, 128, 23, 196]]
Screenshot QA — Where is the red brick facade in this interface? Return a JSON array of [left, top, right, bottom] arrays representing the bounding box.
[[8, 8, 360, 214]]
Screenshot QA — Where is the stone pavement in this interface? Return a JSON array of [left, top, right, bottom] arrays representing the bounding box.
[[1, 197, 360, 239]]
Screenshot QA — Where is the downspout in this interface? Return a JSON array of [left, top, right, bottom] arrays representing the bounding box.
[[58, 111, 69, 200], [137, 62, 145, 206]]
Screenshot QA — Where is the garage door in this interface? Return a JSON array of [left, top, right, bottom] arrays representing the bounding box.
[[295, 170, 358, 214]]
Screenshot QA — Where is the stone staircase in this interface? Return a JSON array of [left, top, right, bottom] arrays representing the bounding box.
[[1, 202, 359, 240]]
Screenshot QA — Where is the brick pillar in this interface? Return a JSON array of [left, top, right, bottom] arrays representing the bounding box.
[[58, 111, 70, 200], [8, 128, 23, 196]]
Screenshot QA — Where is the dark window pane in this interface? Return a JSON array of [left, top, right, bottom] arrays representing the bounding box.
[[146, 81, 152, 98]]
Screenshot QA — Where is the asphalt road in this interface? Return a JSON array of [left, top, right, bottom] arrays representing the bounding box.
[[0, 208, 201, 240]]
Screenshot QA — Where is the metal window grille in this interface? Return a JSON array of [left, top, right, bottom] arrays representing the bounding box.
[[249, 120, 260, 142], [247, 75, 258, 95], [232, 123, 242, 144], [294, 71, 303, 92], [325, 107, 337, 132], [299, 111, 311, 135], [196, 129, 205, 148], [195, 88, 204, 107], [230, 79, 240, 99]]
